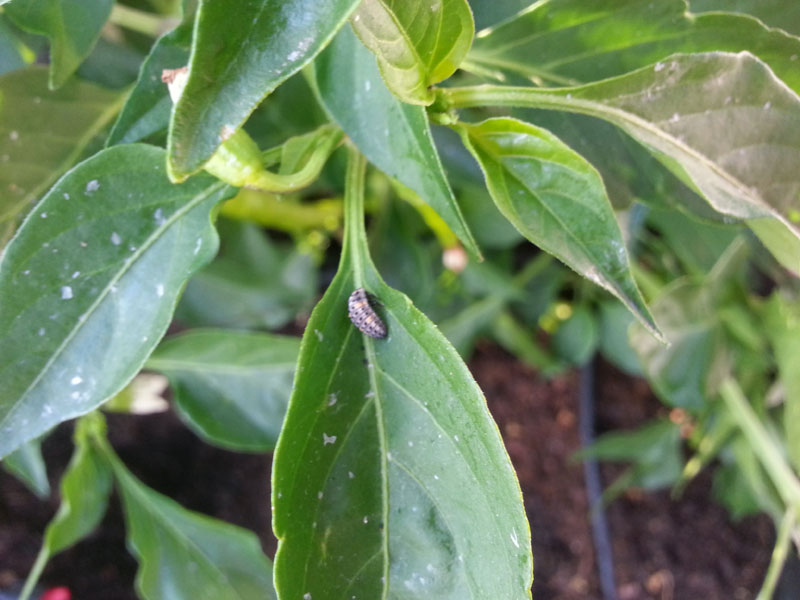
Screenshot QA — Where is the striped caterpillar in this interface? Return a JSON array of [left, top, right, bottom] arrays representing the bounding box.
[[347, 288, 387, 339]]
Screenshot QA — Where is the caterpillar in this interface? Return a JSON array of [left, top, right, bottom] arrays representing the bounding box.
[[347, 288, 387, 339]]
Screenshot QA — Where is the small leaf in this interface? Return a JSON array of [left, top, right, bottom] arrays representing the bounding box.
[[20, 413, 113, 598], [552, 305, 599, 366], [109, 451, 276, 600], [272, 151, 532, 599], [469, 0, 800, 94], [351, 0, 474, 105], [458, 117, 658, 337], [0, 67, 123, 245], [146, 329, 299, 452], [5, 0, 114, 88], [315, 25, 481, 257], [167, 0, 361, 179], [2, 438, 50, 498], [106, 19, 194, 146], [0, 144, 234, 459]]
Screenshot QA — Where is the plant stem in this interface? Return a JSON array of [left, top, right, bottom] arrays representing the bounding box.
[[756, 509, 797, 600], [18, 546, 50, 600], [109, 4, 174, 37]]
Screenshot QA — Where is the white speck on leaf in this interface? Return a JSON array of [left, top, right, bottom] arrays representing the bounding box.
[[61, 286, 73, 300], [9, 130, 19, 141], [37, 328, 45, 336], [365, 80, 371, 92], [110, 232, 122, 246], [764, 101, 772, 110], [154, 208, 166, 225], [408, 441, 414, 447], [71, 376, 83, 385], [85, 180, 100, 194], [304, 594, 312, 600], [63, 193, 70, 200], [669, 113, 680, 123], [434, 474, 439, 480], [348, 471, 354, 479], [40, 212, 47, 219], [71, 271, 80, 279], [317, 491, 323, 499], [363, 516, 369, 524], [510, 528, 520, 548], [654, 62, 665, 72], [193, 238, 203, 255], [323, 433, 337, 445], [314, 329, 324, 342], [156, 283, 165, 297], [327, 393, 337, 406], [454, 435, 460, 442]]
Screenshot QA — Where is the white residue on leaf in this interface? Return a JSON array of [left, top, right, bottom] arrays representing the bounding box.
[[37, 328, 45, 337], [9, 130, 19, 141], [365, 80, 371, 92], [110, 232, 122, 246], [154, 208, 166, 225], [348, 471, 355, 479], [40, 212, 47, 219], [156, 283, 165, 297], [510, 528, 520, 548], [323, 433, 337, 445], [433, 474, 439, 480], [364, 390, 375, 398], [303, 594, 312, 600], [22, 270, 30, 275], [193, 238, 203, 255], [654, 62, 665, 72], [764, 101, 772, 110], [61, 286, 73, 300], [71, 376, 83, 385], [85, 180, 100, 194], [314, 329, 324, 342], [363, 516, 369, 524], [327, 393, 337, 406], [71, 271, 80, 279], [454, 434, 460, 442], [317, 491, 323, 499], [408, 441, 414, 447], [669, 113, 680, 123]]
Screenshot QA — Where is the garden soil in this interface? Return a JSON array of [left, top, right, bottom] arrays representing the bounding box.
[[0, 343, 774, 599]]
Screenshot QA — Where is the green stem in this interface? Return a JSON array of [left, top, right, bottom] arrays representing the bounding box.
[[756, 509, 797, 600], [109, 5, 174, 37], [343, 146, 368, 288], [19, 547, 50, 600]]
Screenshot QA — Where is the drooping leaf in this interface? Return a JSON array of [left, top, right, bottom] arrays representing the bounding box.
[[106, 20, 193, 146], [176, 219, 318, 330], [5, 0, 114, 89], [0, 67, 123, 245], [469, 0, 800, 94], [108, 451, 276, 600], [691, 0, 800, 37], [167, 0, 361, 179], [20, 413, 113, 598], [458, 117, 658, 337], [315, 25, 481, 257], [2, 437, 50, 498], [350, 0, 474, 105], [146, 329, 299, 452], [272, 151, 532, 599], [445, 52, 800, 274], [764, 293, 800, 471], [0, 144, 234, 459]]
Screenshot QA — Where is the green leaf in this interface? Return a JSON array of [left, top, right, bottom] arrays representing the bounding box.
[[20, 413, 113, 599], [146, 329, 299, 452], [0, 16, 33, 75], [458, 117, 658, 338], [0, 67, 123, 245], [108, 451, 276, 600], [106, 20, 193, 146], [167, 0, 360, 179], [446, 52, 800, 275], [764, 293, 800, 471], [272, 150, 532, 599], [5, 0, 114, 89], [315, 25, 481, 258], [630, 279, 721, 410], [691, 0, 800, 37], [0, 144, 234, 459], [176, 219, 318, 330], [351, 0, 474, 105], [469, 0, 800, 94], [2, 438, 50, 498], [597, 301, 643, 376], [468, 0, 530, 31]]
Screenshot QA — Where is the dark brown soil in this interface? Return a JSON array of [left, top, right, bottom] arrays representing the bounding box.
[[0, 345, 774, 599]]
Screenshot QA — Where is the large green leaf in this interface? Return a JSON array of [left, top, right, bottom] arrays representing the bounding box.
[[2, 438, 50, 499], [19, 413, 113, 600], [350, 0, 474, 105], [272, 151, 532, 599], [315, 25, 481, 257], [108, 450, 276, 600], [106, 20, 193, 146], [5, 0, 114, 88], [691, 0, 800, 37], [0, 67, 123, 245], [0, 144, 234, 459], [146, 329, 299, 452], [458, 117, 658, 336], [444, 52, 800, 274], [167, 0, 360, 179], [469, 0, 800, 94]]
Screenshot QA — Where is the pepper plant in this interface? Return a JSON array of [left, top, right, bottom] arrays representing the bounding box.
[[1, 0, 799, 599]]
